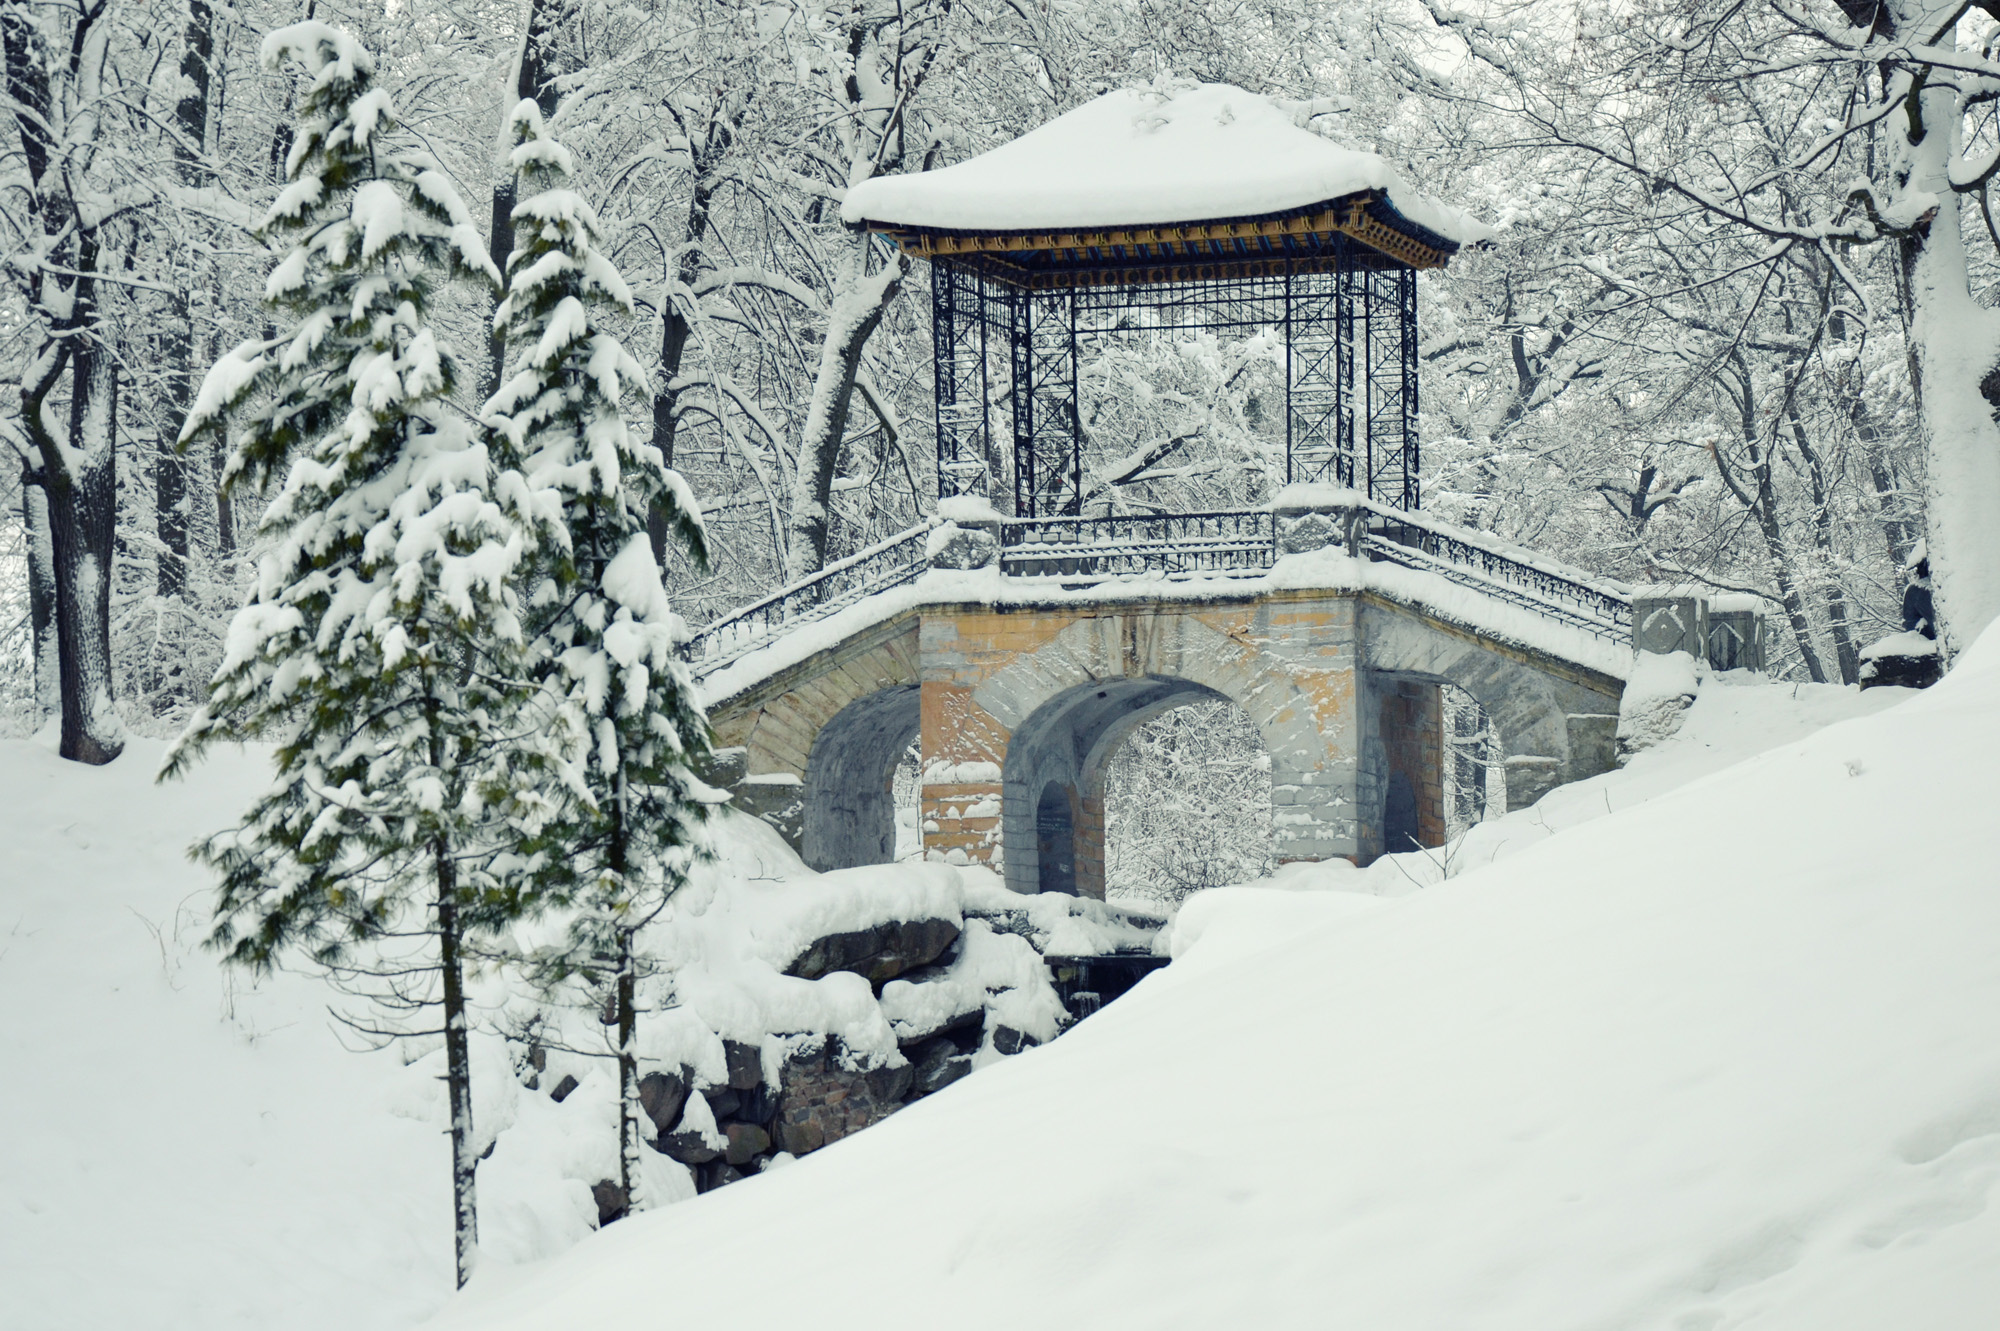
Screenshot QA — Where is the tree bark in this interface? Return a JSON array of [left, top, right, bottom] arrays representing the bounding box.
[[156, 0, 215, 602], [436, 847, 479, 1289], [1897, 69, 2000, 649], [647, 156, 720, 567], [616, 927, 641, 1217], [782, 242, 908, 580], [44, 349, 124, 763], [8, 0, 123, 763], [1787, 415, 1860, 683], [22, 467, 58, 723]]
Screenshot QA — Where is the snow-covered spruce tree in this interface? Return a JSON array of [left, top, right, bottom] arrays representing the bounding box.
[[158, 23, 509, 1289], [483, 101, 713, 1219]]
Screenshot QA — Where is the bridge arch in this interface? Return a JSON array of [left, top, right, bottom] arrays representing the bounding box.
[[969, 611, 1344, 895], [802, 685, 921, 871], [1355, 601, 1621, 819], [702, 615, 922, 866]]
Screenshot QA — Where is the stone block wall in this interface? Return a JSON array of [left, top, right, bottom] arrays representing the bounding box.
[[703, 581, 1628, 891]]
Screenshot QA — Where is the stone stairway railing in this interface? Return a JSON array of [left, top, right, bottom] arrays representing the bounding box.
[[682, 493, 1634, 677]]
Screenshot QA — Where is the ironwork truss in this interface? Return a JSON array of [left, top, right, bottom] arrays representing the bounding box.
[[929, 238, 1421, 517]]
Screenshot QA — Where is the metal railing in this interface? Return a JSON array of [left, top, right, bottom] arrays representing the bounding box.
[[999, 510, 1275, 580], [1362, 523, 1630, 640], [996, 502, 1629, 640], [682, 523, 930, 676], [682, 500, 1631, 679]]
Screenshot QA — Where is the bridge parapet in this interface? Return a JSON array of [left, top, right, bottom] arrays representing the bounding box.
[[682, 493, 1633, 685]]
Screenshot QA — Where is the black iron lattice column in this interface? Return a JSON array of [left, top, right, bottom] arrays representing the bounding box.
[[1361, 267, 1419, 511], [1397, 266, 1420, 510], [1335, 248, 1361, 487], [1010, 285, 1083, 517], [1284, 260, 1349, 486], [931, 263, 989, 498]]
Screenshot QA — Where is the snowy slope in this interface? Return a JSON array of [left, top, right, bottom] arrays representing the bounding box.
[[428, 649, 2000, 1330], [0, 739, 457, 1331]]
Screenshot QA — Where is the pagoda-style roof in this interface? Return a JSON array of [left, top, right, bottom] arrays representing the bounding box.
[[844, 84, 1491, 289]]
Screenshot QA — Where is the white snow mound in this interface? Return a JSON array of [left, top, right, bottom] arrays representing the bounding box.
[[432, 637, 2000, 1331]]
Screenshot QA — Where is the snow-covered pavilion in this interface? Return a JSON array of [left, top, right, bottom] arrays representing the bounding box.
[[845, 83, 1490, 518]]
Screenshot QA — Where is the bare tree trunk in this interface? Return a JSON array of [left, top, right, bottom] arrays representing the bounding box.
[[647, 155, 720, 567], [8, 0, 122, 761], [44, 349, 124, 763], [1712, 364, 1828, 683], [436, 847, 479, 1289], [782, 241, 907, 580], [1901, 80, 2000, 649], [156, 0, 214, 604], [1787, 415, 1859, 683], [22, 467, 58, 723], [615, 927, 641, 1216]]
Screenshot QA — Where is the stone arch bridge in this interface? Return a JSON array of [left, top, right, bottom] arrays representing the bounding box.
[[686, 494, 1644, 897]]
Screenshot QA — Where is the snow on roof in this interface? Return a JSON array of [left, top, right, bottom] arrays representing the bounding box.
[[842, 84, 1492, 248]]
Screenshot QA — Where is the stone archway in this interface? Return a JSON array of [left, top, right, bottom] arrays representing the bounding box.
[[1355, 601, 1622, 815], [967, 610, 1348, 894], [702, 614, 922, 860], [802, 686, 922, 871]]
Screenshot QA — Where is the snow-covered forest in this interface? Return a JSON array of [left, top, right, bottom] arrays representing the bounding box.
[[6, 0, 2000, 1327], [12, 0, 2000, 754]]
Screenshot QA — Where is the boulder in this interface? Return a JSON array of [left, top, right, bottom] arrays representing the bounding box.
[[892, 1001, 983, 1050], [697, 1161, 745, 1193], [637, 1069, 688, 1136], [910, 1038, 972, 1099], [548, 1073, 580, 1104], [590, 1180, 627, 1227], [702, 1086, 741, 1120], [784, 917, 961, 986], [724, 1123, 771, 1167], [865, 1059, 914, 1103], [656, 1129, 720, 1166], [991, 1025, 1038, 1056], [775, 1112, 827, 1156], [723, 1039, 763, 1091], [1861, 651, 1942, 690]]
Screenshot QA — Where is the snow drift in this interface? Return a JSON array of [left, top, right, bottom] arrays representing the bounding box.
[[431, 645, 2000, 1330]]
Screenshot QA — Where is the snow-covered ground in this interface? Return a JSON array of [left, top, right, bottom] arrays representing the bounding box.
[[0, 739, 456, 1330], [424, 651, 1998, 1330], [2, 659, 1987, 1329]]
